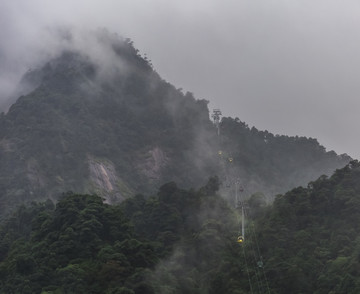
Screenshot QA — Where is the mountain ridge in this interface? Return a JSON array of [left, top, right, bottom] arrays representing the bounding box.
[[0, 29, 351, 217]]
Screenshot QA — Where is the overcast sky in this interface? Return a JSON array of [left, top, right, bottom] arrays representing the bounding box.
[[1, 0, 360, 158]]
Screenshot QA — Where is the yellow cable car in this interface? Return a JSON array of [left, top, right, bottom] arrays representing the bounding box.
[[237, 236, 244, 243]]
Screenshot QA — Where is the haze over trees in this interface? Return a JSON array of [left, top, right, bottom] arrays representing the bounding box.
[[0, 28, 356, 293], [1, 161, 360, 293], [0, 29, 350, 218]]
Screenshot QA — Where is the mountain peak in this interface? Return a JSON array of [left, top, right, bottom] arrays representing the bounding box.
[[0, 29, 351, 217]]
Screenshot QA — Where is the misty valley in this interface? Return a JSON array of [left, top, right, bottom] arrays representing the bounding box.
[[0, 29, 358, 293]]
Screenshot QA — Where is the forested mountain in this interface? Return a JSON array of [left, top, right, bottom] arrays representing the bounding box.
[[216, 117, 349, 198], [0, 29, 350, 217], [256, 160, 360, 293], [1, 162, 360, 293]]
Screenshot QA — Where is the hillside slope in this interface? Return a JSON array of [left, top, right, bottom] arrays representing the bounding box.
[[1, 162, 360, 293], [256, 160, 360, 293], [0, 29, 350, 216]]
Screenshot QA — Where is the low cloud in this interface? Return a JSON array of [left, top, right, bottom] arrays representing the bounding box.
[[1, 0, 360, 157]]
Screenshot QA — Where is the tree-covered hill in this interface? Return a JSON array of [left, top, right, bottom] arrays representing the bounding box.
[[0, 29, 350, 217], [2, 161, 360, 293], [256, 160, 360, 293], [218, 117, 350, 198], [0, 178, 241, 293]]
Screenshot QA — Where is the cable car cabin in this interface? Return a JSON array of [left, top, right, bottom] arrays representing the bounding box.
[[237, 236, 244, 243]]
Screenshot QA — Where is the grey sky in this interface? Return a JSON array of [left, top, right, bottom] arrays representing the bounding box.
[[1, 0, 360, 158]]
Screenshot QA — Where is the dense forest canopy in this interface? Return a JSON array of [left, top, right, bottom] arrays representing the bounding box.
[[0, 178, 237, 293], [256, 160, 360, 293], [1, 161, 360, 293]]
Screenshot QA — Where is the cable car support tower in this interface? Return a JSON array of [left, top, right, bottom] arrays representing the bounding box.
[[212, 109, 222, 136]]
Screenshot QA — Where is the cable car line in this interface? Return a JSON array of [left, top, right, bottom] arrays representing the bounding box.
[[212, 108, 270, 293], [241, 190, 271, 294], [243, 243, 254, 294]]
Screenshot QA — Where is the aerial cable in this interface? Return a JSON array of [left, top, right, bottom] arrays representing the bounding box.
[[247, 208, 271, 293], [242, 244, 254, 294], [237, 181, 245, 240], [244, 210, 263, 293], [246, 209, 271, 294], [212, 112, 268, 292], [241, 206, 245, 238], [242, 206, 263, 293], [241, 203, 265, 294], [244, 204, 271, 294], [235, 180, 245, 244], [232, 178, 270, 293]]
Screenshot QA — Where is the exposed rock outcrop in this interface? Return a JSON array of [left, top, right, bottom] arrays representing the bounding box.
[[139, 147, 168, 180], [88, 156, 129, 203]]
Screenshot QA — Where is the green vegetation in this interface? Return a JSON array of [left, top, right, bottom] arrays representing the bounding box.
[[219, 117, 350, 197], [256, 160, 360, 293], [0, 178, 240, 293], [2, 161, 360, 293]]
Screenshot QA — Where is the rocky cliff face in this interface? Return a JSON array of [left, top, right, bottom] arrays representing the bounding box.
[[138, 147, 168, 180], [88, 156, 131, 203]]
